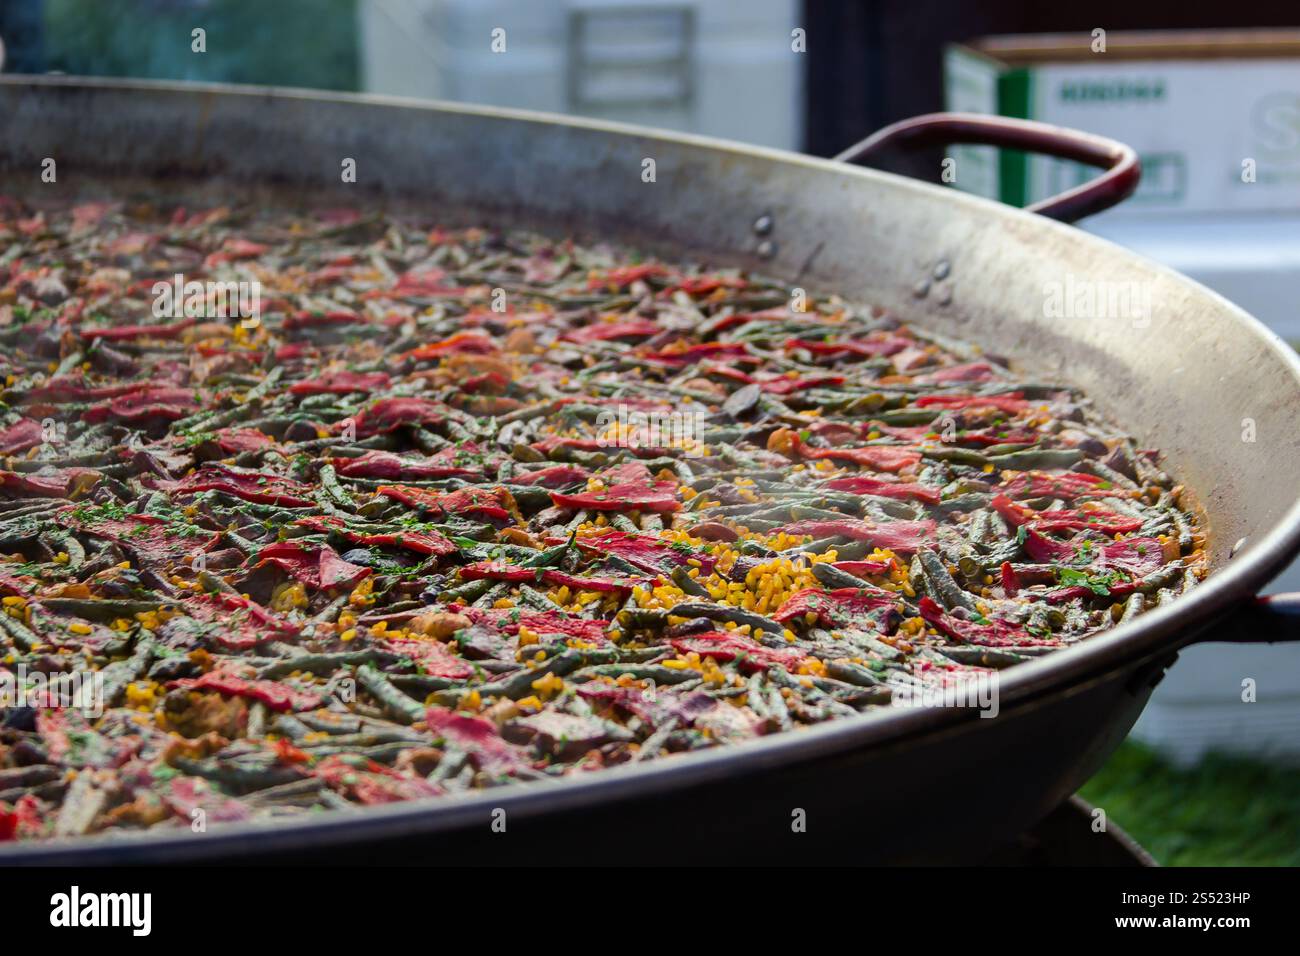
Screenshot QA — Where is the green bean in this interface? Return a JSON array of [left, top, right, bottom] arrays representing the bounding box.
[[357, 664, 425, 724]]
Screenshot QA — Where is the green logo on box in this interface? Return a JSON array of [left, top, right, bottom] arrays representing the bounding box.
[[1058, 79, 1166, 103]]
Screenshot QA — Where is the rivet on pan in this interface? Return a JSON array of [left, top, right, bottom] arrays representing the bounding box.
[[933, 259, 951, 280], [913, 279, 930, 299], [752, 213, 774, 236], [756, 239, 777, 259], [1229, 537, 1248, 558], [937, 286, 952, 306]]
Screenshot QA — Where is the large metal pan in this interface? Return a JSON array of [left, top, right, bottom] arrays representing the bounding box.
[[1, 78, 1297, 864]]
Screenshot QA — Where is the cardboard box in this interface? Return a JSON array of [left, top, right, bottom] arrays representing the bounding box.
[[944, 30, 1300, 218]]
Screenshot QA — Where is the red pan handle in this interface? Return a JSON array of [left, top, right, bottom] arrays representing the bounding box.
[[833, 112, 1141, 224]]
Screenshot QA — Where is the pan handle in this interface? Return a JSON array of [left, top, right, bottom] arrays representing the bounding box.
[[1193, 593, 1300, 645], [833, 112, 1141, 224]]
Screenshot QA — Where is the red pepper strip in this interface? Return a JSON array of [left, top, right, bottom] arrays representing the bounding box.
[[295, 514, 456, 557], [777, 518, 936, 555], [343, 397, 448, 438], [586, 263, 671, 290], [305, 264, 353, 286], [991, 494, 1142, 535], [274, 344, 314, 363], [79, 319, 195, 341], [458, 370, 512, 394], [913, 361, 998, 383], [509, 464, 591, 487], [823, 474, 941, 504], [1020, 527, 1077, 562], [248, 542, 371, 590], [375, 637, 476, 679], [207, 427, 277, 455], [289, 370, 391, 395], [573, 529, 717, 575], [1023, 530, 1168, 578], [998, 470, 1111, 500], [424, 707, 535, 777], [1031, 512, 1142, 535], [81, 386, 201, 424], [550, 480, 681, 514], [562, 319, 662, 343], [329, 449, 479, 480], [530, 435, 673, 459], [783, 336, 912, 358], [378, 484, 516, 523], [791, 434, 921, 473], [314, 755, 443, 804], [457, 561, 646, 593], [1000, 561, 1021, 597], [203, 237, 267, 266], [0, 468, 99, 498], [577, 682, 714, 724], [875, 423, 1039, 448], [832, 559, 893, 578], [668, 631, 806, 673], [868, 423, 931, 441], [1098, 537, 1169, 575], [759, 374, 846, 395], [660, 275, 748, 296], [164, 777, 252, 824], [19, 375, 153, 404], [772, 586, 899, 628], [918, 596, 1060, 647], [388, 268, 467, 297], [55, 510, 221, 565], [171, 672, 323, 712], [596, 461, 657, 484], [100, 230, 155, 256], [171, 591, 301, 650], [1042, 580, 1141, 605], [702, 313, 757, 335], [699, 363, 757, 388], [402, 331, 499, 361], [459, 605, 612, 645], [162, 464, 315, 508], [914, 393, 1031, 414], [639, 342, 751, 367]]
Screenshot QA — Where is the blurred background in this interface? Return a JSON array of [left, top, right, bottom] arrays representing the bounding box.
[[1, 0, 1297, 864]]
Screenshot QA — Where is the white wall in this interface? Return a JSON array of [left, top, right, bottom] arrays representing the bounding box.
[[358, 0, 803, 150]]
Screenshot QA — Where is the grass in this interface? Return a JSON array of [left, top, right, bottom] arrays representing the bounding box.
[[43, 0, 359, 90], [1079, 741, 1300, 866]]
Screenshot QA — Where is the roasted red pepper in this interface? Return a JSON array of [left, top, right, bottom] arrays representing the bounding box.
[[773, 586, 899, 628], [247, 541, 371, 590], [669, 631, 806, 672], [777, 518, 936, 555], [549, 480, 680, 514], [295, 514, 457, 557], [171, 671, 323, 712], [160, 464, 315, 508]]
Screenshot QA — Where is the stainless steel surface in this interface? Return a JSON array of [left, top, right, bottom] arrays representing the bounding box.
[[1, 76, 1297, 860]]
